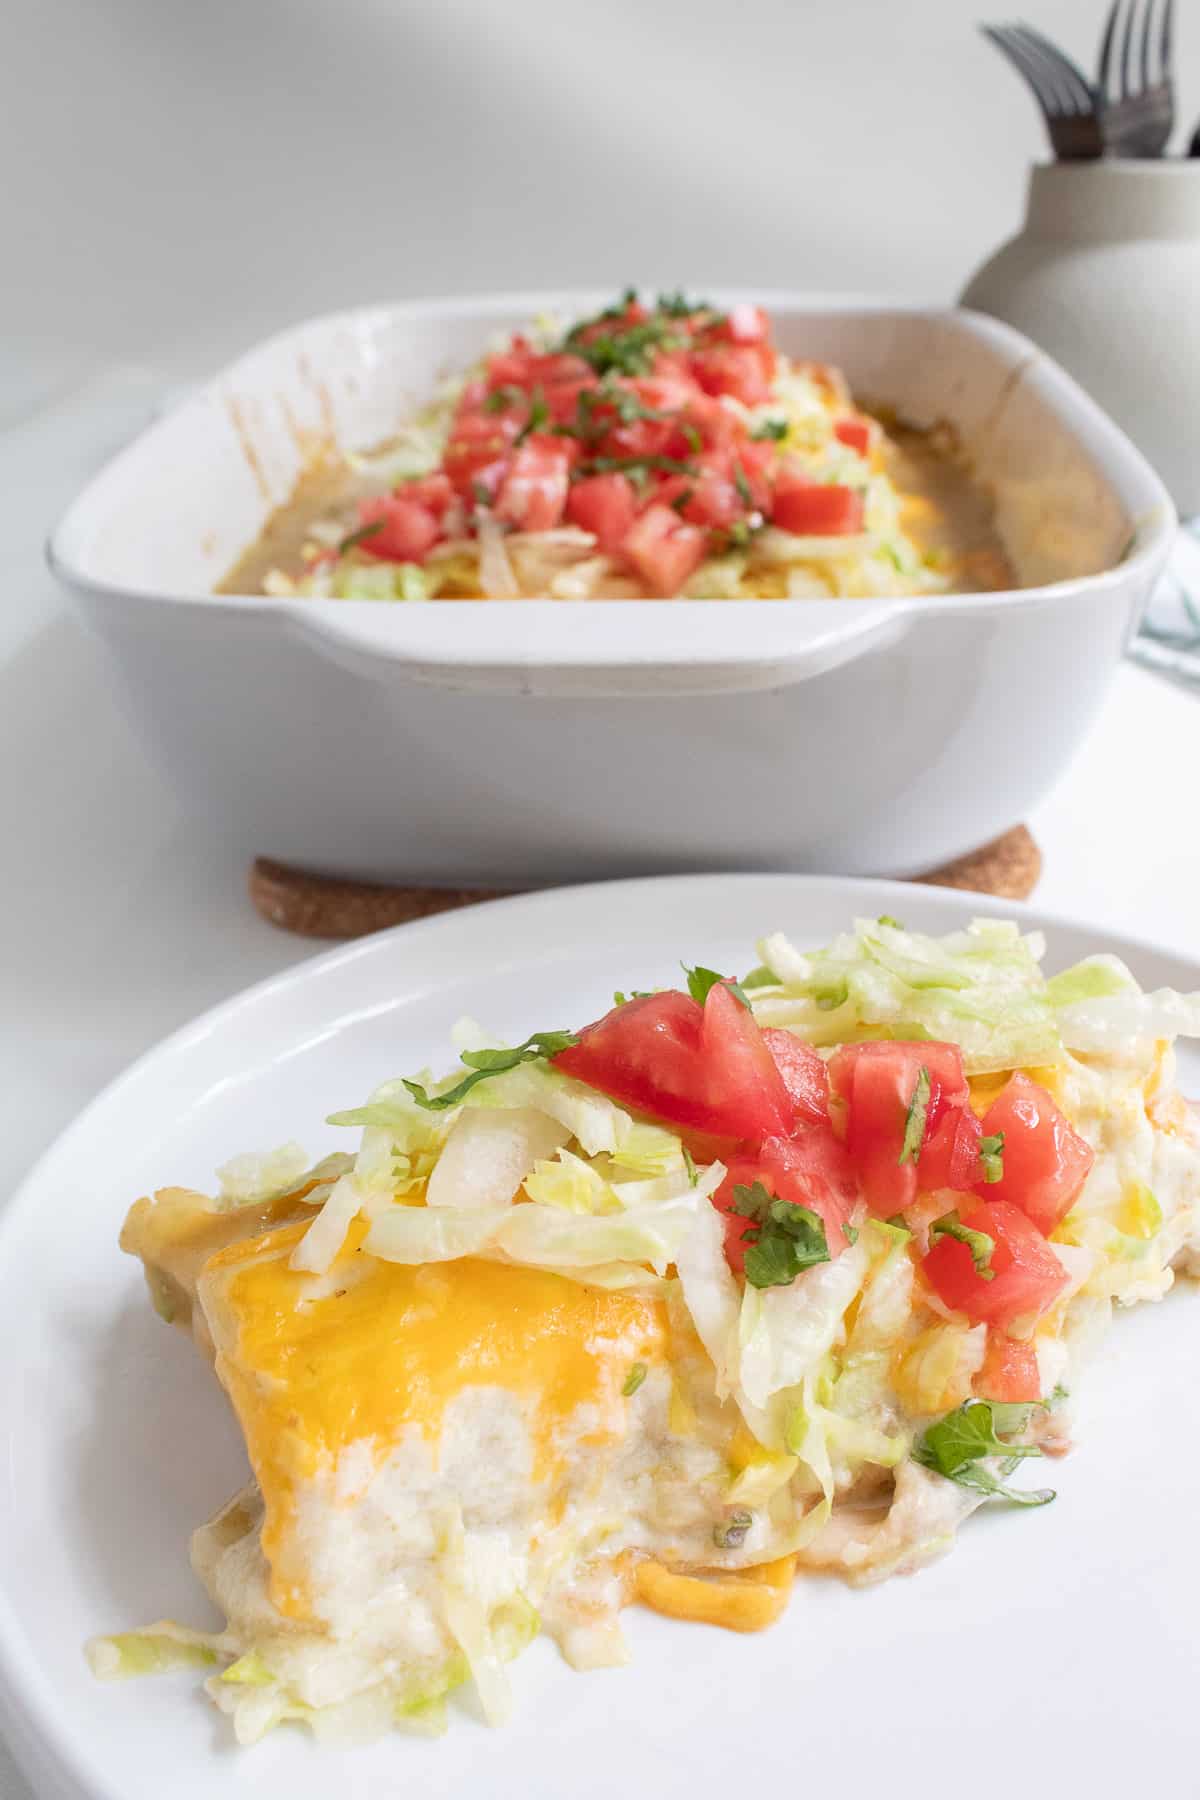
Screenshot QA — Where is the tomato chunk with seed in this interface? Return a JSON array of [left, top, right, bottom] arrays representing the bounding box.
[[761, 1029, 830, 1129], [620, 503, 707, 597], [918, 1103, 983, 1194], [975, 1331, 1042, 1403], [827, 1041, 970, 1216], [974, 1073, 1094, 1234], [356, 493, 442, 563], [716, 1130, 857, 1273], [553, 983, 792, 1144], [714, 304, 770, 346], [493, 436, 572, 532], [691, 343, 776, 406], [833, 417, 872, 456], [771, 475, 864, 536], [922, 1200, 1068, 1327], [566, 473, 639, 553]]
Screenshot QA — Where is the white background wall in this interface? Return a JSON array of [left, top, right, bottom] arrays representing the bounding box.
[[4, 0, 1198, 377]]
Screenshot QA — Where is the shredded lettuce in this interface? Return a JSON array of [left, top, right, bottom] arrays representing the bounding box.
[[751, 918, 1060, 1074], [426, 1107, 570, 1210], [86, 1623, 223, 1681], [363, 1171, 721, 1280], [216, 1143, 312, 1208]]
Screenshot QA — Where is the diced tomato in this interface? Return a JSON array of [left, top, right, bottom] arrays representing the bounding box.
[[922, 1199, 1068, 1327], [553, 983, 793, 1146], [918, 1103, 983, 1194], [973, 1074, 1094, 1234], [761, 1029, 830, 1129], [975, 1331, 1042, 1403], [565, 473, 639, 553], [734, 440, 776, 512], [356, 493, 442, 563], [493, 436, 572, 532], [827, 1041, 971, 1216], [771, 474, 865, 536], [691, 344, 776, 406], [443, 411, 522, 496], [620, 503, 707, 597], [714, 304, 770, 346], [716, 1130, 857, 1273], [678, 466, 742, 530], [833, 417, 872, 456], [396, 473, 454, 517], [599, 414, 678, 463]]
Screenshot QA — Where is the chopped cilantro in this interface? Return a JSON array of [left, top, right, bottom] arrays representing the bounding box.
[[622, 1362, 648, 1397], [712, 1508, 754, 1549], [514, 384, 549, 446], [731, 1181, 831, 1289], [484, 386, 524, 414], [683, 1146, 699, 1188], [403, 1030, 578, 1111], [338, 518, 386, 555], [683, 964, 751, 1010], [898, 1065, 931, 1165], [732, 459, 754, 509], [930, 1210, 996, 1279], [979, 1131, 1005, 1184], [578, 453, 697, 479], [750, 417, 789, 441], [913, 1398, 1054, 1507]]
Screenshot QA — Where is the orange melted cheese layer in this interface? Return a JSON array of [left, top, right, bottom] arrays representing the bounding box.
[[198, 1220, 667, 1622]]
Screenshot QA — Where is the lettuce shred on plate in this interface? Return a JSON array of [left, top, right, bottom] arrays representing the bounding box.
[[95, 914, 1200, 1745], [249, 290, 1006, 603]]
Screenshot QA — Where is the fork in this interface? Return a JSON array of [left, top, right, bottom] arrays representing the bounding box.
[[1097, 0, 1176, 157], [982, 23, 1104, 160]]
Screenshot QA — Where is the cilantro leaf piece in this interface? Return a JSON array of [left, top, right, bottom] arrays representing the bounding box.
[[622, 1362, 648, 1397], [514, 384, 549, 445], [731, 1181, 831, 1289], [913, 1398, 1054, 1507], [979, 1130, 1005, 1184], [930, 1210, 997, 1279], [657, 290, 706, 317], [898, 1065, 931, 1165], [484, 385, 524, 414], [578, 453, 697, 479], [682, 964, 750, 1010], [732, 459, 754, 509], [338, 518, 386, 555], [713, 1508, 754, 1549], [749, 417, 789, 441], [403, 1030, 578, 1111], [683, 1146, 699, 1189]]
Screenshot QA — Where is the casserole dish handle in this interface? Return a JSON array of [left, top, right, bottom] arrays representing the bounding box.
[[281, 600, 915, 698]]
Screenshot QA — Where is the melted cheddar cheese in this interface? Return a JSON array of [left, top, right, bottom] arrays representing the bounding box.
[[198, 1219, 666, 1620]]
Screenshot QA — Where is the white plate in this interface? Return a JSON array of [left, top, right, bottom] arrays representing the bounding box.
[[1, 873, 1197, 1800]]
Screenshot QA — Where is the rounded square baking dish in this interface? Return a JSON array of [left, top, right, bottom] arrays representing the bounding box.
[[48, 293, 1174, 885]]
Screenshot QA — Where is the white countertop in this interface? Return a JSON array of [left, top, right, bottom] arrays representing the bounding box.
[[2, 364, 1198, 1798]]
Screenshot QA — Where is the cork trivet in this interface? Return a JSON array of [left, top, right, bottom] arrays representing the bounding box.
[[249, 825, 1040, 941]]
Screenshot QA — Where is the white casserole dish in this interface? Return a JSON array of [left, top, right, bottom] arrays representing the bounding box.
[[48, 294, 1174, 885]]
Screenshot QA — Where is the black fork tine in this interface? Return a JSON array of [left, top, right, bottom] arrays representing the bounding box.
[[1098, 0, 1119, 98], [983, 25, 1062, 117], [1158, 0, 1175, 85], [1007, 26, 1069, 111], [1120, 0, 1135, 99], [1140, 0, 1155, 88], [1011, 23, 1094, 114]]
